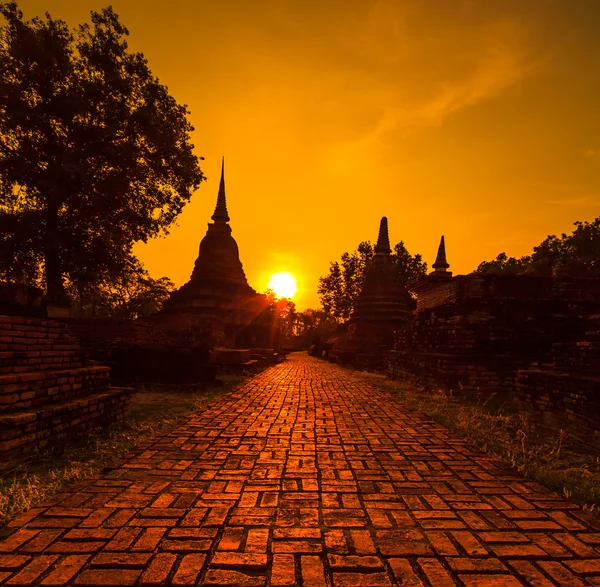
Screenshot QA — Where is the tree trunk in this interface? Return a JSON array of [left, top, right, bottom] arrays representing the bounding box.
[[44, 202, 66, 302]]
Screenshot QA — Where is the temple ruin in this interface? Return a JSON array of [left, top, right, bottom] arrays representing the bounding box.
[[329, 216, 412, 367], [151, 158, 273, 349]]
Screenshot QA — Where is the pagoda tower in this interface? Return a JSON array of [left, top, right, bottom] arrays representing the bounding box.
[[182, 157, 256, 294], [155, 158, 271, 347], [331, 217, 412, 366], [348, 217, 412, 329]]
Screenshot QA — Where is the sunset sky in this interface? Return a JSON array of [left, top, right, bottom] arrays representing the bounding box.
[[19, 0, 600, 309]]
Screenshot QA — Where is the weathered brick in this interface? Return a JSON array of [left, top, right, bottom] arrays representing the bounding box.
[[131, 528, 166, 552], [139, 552, 177, 585], [329, 555, 384, 570], [245, 529, 269, 553], [172, 553, 206, 585], [334, 571, 394, 587], [271, 554, 295, 587], [388, 558, 425, 586], [41, 555, 90, 585], [349, 530, 376, 555], [417, 558, 456, 587], [217, 528, 245, 551], [537, 561, 587, 586], [507, 560, 555, 587], [5, 555, 58, 584], [202, 568, 264, 586], [74, 569, 142, 585], [211, 552, 267, 569], [91, 552, 151, 567], [301, 556, 327, 587], [0, 530, 40, 553], [104, 528, 142, 551]]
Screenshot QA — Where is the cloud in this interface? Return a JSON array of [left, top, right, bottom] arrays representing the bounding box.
[[529, 181, 587, 193], [548, 194, 600, 206], [585, 148, 597, 158], [350, 18, 534, 144], [303, 3, 538, 163], [254, 0, 542, 174]]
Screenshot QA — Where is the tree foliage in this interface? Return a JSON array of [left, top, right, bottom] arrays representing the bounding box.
[[295, 307, 339, 343], [0, 205, 42, 284], [476, 218, 600, 278], [67, 256, 174, 319], [0, 3, 204, 299], [264, 289, 339, 347], [318, 240, 427, 322]]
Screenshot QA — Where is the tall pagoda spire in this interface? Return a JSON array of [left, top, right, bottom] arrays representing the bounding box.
[[374, 217, 391, 254], [432, 235, 450, 272], [211, 157, 230, 223]]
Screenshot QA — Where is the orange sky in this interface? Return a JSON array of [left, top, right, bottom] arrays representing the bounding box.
[[19, 0, 600, 309]]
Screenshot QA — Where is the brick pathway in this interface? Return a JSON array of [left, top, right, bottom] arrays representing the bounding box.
[[1, 353, 600, 586]]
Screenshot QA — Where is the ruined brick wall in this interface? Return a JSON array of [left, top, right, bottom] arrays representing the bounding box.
[[62, 318, 176, 355], [516, 314, 600, 451], [61, 318, 215, 386], [388, 274, 600, 394], [0, 316, 130, 459]]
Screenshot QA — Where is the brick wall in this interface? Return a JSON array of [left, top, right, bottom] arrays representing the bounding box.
[[387, 274, 600, 395], [0, 315, 131, 460], [515, 314, 600, 452], [62, 318, 176, 355], [60, 318, 216, 386]]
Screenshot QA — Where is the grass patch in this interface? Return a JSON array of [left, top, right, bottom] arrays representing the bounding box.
[[0, 374, 245, 527], [356, 371, 600, 516]]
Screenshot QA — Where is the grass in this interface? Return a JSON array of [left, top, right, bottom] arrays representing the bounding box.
[[355, 370, 600, 516], [0, 374, 245, 527]]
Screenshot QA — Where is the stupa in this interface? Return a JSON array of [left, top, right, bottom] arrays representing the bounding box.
[[432, 235, 452, 277], [154, 158, 272, 348], [330, 217, 412, 366], [407, 235, 453, 303]]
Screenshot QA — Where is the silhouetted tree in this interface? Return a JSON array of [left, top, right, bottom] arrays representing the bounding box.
[[0, 205, 42, 284], [295, 308, 338, 344], [68, 256, 174, 319], [318, 241, 373, 322], [264, 291, 301, 339], [277, 299, 299, 339], [475, 252, 532, 275], [264, 291, 339, 347], [0, 3, 204, 301], [318, 240, 427, 322], [476, 218, 600, 277]]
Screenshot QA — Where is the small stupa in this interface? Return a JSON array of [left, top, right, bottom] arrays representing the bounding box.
[[349, 217, 413, 330], [432, 235, 452, 277], [407, 235, 453, 305], [155, 158, 272, 348], [331, 217, 412, 365]]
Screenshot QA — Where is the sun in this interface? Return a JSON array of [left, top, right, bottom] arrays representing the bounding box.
[[268, 271, 298, 299]]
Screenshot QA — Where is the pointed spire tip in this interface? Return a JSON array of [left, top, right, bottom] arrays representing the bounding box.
[[432, 235, 450, 271], [211, 155, 230, 222], [375, 216, 391, 254]]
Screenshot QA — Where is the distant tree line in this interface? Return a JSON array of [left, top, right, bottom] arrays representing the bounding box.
[[265, 291, 339, 345], [476, 218, 600, 277]]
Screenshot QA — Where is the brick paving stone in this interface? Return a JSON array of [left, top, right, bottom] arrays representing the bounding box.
[[40, 555, 90, 586], [138, 552, 177, 585], [1, 353, 600, 585]]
